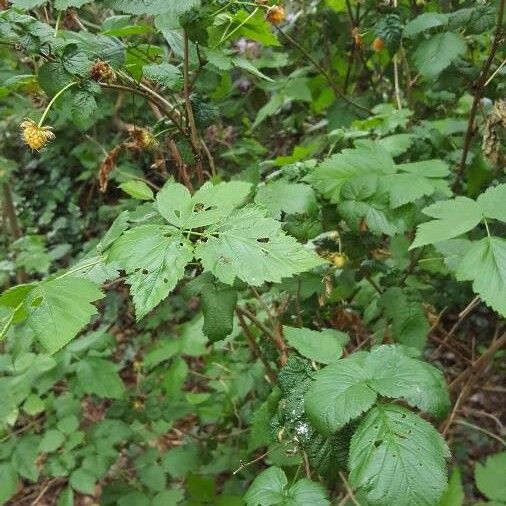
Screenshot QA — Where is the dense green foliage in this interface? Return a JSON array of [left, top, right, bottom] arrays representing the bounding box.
[[0, 0, 505, 504]]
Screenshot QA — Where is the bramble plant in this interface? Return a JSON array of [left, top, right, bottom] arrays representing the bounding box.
[[0, 0, 505, 505]]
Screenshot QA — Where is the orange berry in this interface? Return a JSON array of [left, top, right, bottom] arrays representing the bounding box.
[[266, 5, 284, 25], [372, 37, 385, 52]]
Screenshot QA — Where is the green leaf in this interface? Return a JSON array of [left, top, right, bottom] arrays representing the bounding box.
[[284, 326, 347, 364], [143, 63, 182, 91], [55, 0, 93, 8], [437, 468, 464, 506], [105, 0, 200, 15], [108, 225, 193, 319], [76, 358, 125, 399], [9, 0, 46, 8], [56, 488, 74, 506], [255, 182, 316, 219], [245, 467, 329, 506], [156, 181, 252, 229], [413, 32, 467, 80], [195, 207, 325, 286], [305, 356, 377, 434], [200, 281, 237, 342], [38, 63, 73, 96], [12, 435, 40, 482], [456, 237, 506, 317], [403, 13, 449, 37], [161, 444, 200, 478], [410, 197, 483, 249], [366, 345, 450, 419], [143, 339, 181, 369], [379, 287, 430, 349], [119, 180, 154, 200], [138, 463, 166, 492], [152, 490, 184, 506], [24, 276, 104, 353], [349, 404, 450, 506], [0, 463, 18, 505], [475, 452, 506, 502], [56, 415, 79, 434], [71, 90, 98, 130], [476, 184, 506, 222], [70, 468, 95, 495], [39, 430, 65, 453]]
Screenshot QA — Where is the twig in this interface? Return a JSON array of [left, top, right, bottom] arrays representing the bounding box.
[[453, 0, 505, 190], [233, 447, 279, 475], [441, 375, 473, 435], [30, 478, 59, 506], [183, 31, 204, 183], [455, 419, 506, 448], [339, 471, 360, 506]]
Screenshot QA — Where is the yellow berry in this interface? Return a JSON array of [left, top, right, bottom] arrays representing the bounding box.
[[329, 252, 348, 269], [20, 119, 55, 151]]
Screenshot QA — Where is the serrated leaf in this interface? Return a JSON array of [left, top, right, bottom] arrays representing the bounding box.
[[9, 0, 46, 8], [456, 236, 506, 317], [349, 404, 450, 506], [38, 63, 73, 96], [55, 0, 92, 8], [410, 197, 483, 249], [107, 225, 193, 319], [200, 282, 237, 342], [284, 326, 347, 364], [195, 207, 325, 286], [71, 90, 98, 130], [76, 358, 125, 399], [119, 180, 154, 200], [379, 287, 429, 349], [476, 184, 506, 222], [156, 180, 251, 229], [24, 276, 103, 353], [366, 345, 450, 418], [143, 63, 182, 91], [255, 182, 316, 219], [305, 358, 377, 434], [413, 32, 467, 80], [404, 13, 449, 37], [105, 0, 200, 15], [475, 452, 506, 502]]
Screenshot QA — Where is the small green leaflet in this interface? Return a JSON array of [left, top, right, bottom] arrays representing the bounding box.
[[474, 452, 506, 503], [305, 345, 449, 433], [476, 184, 506, 222], [284, 326, 348, 364], [244, 466, 330, 506], [349, 404, 450, 506], [76, 358, 125, 399], [413, 32, 467, 80], [403, 13, 449, 37], [24, 276, 104, 354], [195, 206, 325, 286], [119, 180, 154, 200], [456, 236, 506, 317], [107, 225, 193, 320]]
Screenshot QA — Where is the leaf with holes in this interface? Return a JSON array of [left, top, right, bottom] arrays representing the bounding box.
[[349, 404, 450, 506]]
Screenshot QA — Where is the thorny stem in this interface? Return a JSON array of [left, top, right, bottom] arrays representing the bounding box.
[[38, 81, 78, 127]]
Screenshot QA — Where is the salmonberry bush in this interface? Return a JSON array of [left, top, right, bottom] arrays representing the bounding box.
[[0, 0, 505, 505]]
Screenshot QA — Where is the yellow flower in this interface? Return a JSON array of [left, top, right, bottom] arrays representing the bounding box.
[[20, 119, 55, 151]]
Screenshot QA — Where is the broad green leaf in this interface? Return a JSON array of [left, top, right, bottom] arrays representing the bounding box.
[[475, 452, 506, 502], [38, 63, 73, 96], [143, 339, 181, 369], [284, 326, 347, 364], [305, 357, 377, 434], [12, 435, 40, 482], [56, 488, 74, 506], [70, 468, 95, 495], [379, 287, 429, 349], [9, 0, 45, 7], [156, 181, 251, 229], [71, 90, 98, 130], [255, 182, 316, 219], [161, 444, 201, 478], [24, 276, 104, 353], [119, 180, 154, 200], [404, 13, 449, 37], [105, 0, 200, 15], [195, 207, 325, 286], [39, 430, 65, 453], [349, 404, 450, 506], [76, 358, 125, 399], [143, 63, 182, 91], [244, 466, 286, 505], [456, 237, 506, 317], [437, 468, 464, 506], [200, 281, 237, 342], [413, 32, 467, 80], [0, 463, 18, 505], [107, 225, 193, 319], [55, 0, 93, 8], [152, 490, 184, 506], [366, 345, 450, 418], [339, 200, 398, 236], [138, 463, 166, 492], [411, 197, 483, 249], [285, 479, 329, 505], [476, 184, 506, 222]]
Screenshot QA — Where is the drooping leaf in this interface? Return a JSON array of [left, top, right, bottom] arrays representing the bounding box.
[[455, 236, 506, 317], [195, 207, 325, 286], [349, 404, 450, 506], [200, 281, 237, 342], [24, 276, 104, 353]]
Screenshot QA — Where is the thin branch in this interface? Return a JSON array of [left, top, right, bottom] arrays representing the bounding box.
[[339, 471, 360, 506]]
